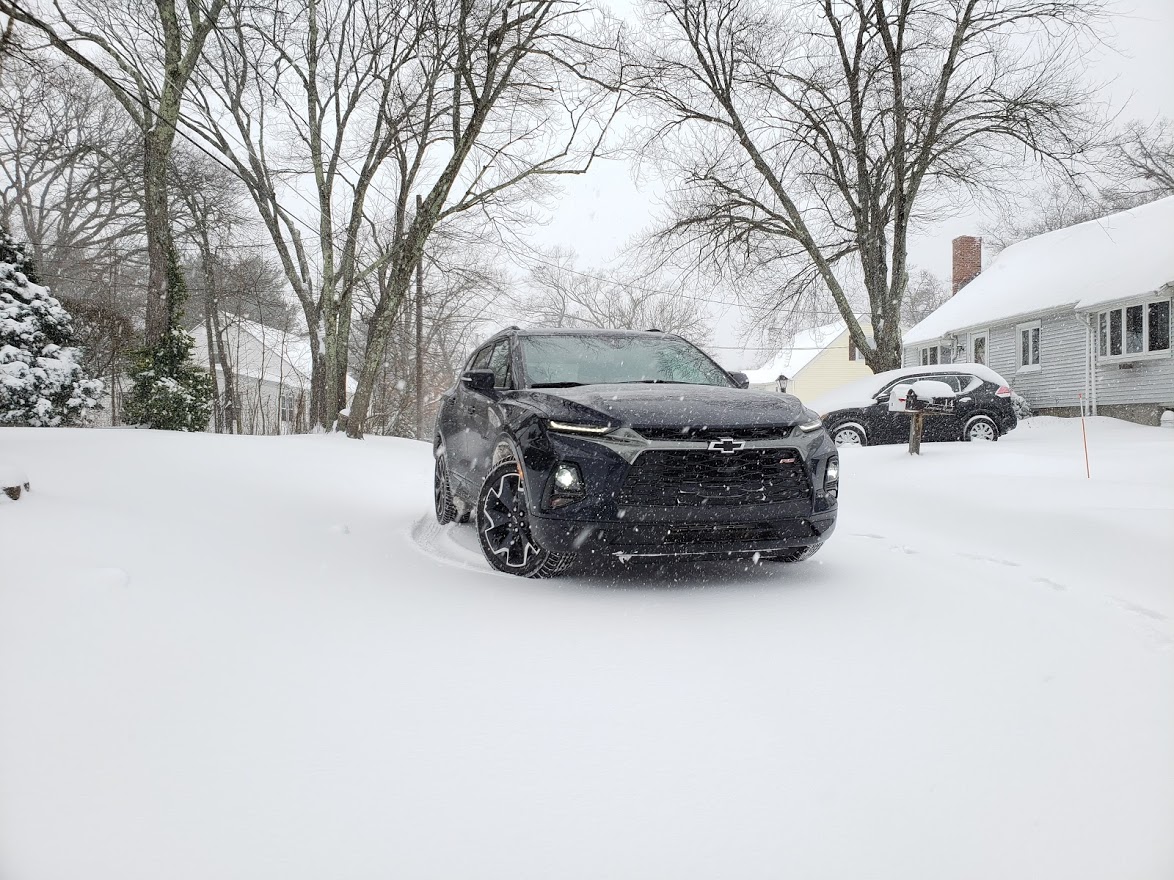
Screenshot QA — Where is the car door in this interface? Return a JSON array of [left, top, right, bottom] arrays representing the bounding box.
[[923, 374, 968, 440], [449, 344, 493, 485], [463, 338, 514, 484]]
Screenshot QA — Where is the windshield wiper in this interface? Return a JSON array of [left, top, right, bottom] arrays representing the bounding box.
[[530, 381, 585, 388], [616, 379, 685, 384]]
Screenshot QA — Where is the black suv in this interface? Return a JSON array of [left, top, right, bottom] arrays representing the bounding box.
[[817, 364, 1018, 447], [434, 328, 839, 577]]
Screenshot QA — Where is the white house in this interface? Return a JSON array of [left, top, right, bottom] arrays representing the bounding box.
[[903, 196, 1174, 425], [744, 319, 873, 402], [191, 316, 354, 434]]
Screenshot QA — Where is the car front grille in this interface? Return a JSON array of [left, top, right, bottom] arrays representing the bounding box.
[[619, 448, 812, 506], [633, 424, 793, 441]]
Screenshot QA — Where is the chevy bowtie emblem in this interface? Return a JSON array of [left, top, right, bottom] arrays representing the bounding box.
[[708, 437, 745, 454]]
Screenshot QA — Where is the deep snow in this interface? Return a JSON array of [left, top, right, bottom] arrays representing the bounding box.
[[1, 418, 1172, 879]]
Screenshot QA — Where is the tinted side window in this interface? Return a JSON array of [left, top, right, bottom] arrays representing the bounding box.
[[957, 374, 982, 393], [486, 340, 512, 389], [878, 375, 926, 399], [470, 346, 492, 370]]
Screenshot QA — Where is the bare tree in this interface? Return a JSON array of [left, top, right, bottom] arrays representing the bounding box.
[[0, 50, 146, 412], [0, 0, 227, 345], [900, 268, 949, 329], [1106, 118, 1174, 202], [517, 246, 711, 341], [189, 0, 620, 437], [627, 0, 1105, 372], [0, 53, 145, 295], [189, 0, 439, 430], [170, 149, 251, 432], [342, 0, 622, 438], [352, 229, 504, 439]]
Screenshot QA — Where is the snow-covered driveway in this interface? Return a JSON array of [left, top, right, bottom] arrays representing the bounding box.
[[1, 419, 1171, 879]]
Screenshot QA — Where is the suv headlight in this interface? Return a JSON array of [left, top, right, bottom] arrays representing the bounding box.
[[825, 457, 839, 485], [548, 420, 614, 436], [796, 418, 823, 433]]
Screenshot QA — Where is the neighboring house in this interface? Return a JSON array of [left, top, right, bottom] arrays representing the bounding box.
[[191, 316, 354, 434], [744, 319, 874, 403], [903, 197, 1174, 425]]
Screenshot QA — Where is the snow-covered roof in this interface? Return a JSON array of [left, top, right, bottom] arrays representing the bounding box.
[[744, 320, 848, 385], [905, 196, 1174, 344], [806, 362, 1010, 415], [210, 317, 357, 394]]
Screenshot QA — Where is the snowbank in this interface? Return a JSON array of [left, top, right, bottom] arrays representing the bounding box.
[[0, 421, 1171, 879]]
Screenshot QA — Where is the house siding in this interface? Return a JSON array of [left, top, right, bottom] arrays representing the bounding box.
[[747, 325, 873, 400], [1089, 296, 1174, 413], [787, 330, 873, 401], [987, 311, 1087, 409], [901, 304, 1174, 421]]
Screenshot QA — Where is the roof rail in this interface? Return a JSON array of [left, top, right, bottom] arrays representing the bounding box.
[[644, 327, 663, 332]]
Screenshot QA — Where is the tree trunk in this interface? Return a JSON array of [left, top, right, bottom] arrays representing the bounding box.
[[141, 130, 173, 345], [203, 305, 222, 433]]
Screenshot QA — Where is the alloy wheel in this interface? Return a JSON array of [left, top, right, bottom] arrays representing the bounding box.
[[480, 471, 540, 569]]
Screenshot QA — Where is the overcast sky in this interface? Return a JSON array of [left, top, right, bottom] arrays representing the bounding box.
[[519, 0, 1174, 367]]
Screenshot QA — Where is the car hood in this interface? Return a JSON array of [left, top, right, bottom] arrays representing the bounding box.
[[516, 383, 812, 429]]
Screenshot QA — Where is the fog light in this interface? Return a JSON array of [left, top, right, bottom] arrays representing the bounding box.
[[825, 458, 839, 485], [553, 462, 583, 492]]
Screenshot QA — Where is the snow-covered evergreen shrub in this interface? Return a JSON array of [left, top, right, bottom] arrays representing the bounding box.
[[1011, 391, 1033, 420], [122, 247, 212, 431], [0, 228, 103, 426]]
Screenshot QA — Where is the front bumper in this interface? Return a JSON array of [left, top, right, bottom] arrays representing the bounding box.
[[529, 507, 837, 560], [520, 425, 839, 560]]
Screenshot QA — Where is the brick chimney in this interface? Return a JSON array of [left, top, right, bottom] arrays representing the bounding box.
[[952, 235, 982, 294]]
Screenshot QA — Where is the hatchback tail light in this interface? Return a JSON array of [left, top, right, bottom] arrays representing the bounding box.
[[995, 385, 1012, 398]]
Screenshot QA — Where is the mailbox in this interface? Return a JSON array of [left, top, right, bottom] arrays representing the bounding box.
[[889, 380, 957, 455], [890, 379, 956, 414]]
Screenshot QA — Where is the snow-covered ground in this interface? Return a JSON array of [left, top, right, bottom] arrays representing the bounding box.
[[1, 417, 1172, 880]]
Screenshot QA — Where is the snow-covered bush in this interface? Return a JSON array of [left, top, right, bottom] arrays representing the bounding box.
[[1011, 391, 1033, 420], [122, 247, 212, 431], [0, 229, 103, 426]]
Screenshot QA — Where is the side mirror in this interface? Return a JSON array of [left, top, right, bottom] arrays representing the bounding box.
[[729, 371, 750, 389], [461, 369, 496, 394]]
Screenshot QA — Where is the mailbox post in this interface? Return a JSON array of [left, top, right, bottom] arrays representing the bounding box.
[[888, 380, 957, 455]]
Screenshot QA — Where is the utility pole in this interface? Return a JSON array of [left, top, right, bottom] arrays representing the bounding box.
[[415, 194, 425, 441]]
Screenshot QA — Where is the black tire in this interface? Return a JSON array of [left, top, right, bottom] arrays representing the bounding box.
[[765, 544, 821, 563], [962, 415, 999, 442], [830, 424, 867, 447], [476, 462, 575, 578], [434, 451, 458, 524]]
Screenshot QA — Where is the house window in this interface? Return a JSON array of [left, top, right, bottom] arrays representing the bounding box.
[[1017, 321, 1041, 371], [919, 345, 938, 366], [1097, 299, 1170, 359], [280, 392, 297, 423]]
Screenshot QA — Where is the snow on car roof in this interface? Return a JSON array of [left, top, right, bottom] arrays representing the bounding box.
[[806, 362, 1009, 415], [905, 195, 1174, 344]]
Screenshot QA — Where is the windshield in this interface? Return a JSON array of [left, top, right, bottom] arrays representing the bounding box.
[[518, 334, 733, 388]]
